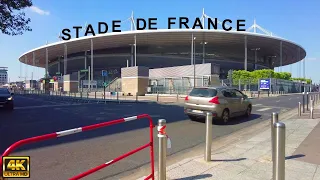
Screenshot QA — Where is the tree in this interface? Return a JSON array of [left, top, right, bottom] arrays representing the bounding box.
[[0, 0, 33, 36]]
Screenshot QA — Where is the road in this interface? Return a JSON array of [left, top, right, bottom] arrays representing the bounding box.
[[0, 93, 304, 180]]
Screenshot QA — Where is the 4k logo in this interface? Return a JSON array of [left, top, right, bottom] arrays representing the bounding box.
[[2, 156, 30, 178]]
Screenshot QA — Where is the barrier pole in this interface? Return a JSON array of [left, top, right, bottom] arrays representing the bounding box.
[[271, 112, 279, 163], [310, 100, 314, 119], [205, 112, 213, 162], [273, 122, 286, 180], [157, 92, 159, 102], [302, 92, 305, 113], [158, 119, 167, 180], [136, 92, 138, 102], [298, 102, 301, 116], [307, 92, 309, 111]]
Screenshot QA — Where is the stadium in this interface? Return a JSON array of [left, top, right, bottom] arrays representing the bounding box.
[[18, 11, 306, 95]]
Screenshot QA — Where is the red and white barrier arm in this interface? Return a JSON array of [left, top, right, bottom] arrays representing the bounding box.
[[1, 114, 152, 166]]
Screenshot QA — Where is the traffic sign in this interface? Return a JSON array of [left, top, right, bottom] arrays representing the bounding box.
[[56, 72, 61, 75], [102, 70, 108, 77]]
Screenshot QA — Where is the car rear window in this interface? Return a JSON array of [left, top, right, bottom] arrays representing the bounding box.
[[189, 88, 217, 97]]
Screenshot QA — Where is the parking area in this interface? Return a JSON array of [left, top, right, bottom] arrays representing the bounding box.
[[0, 94, 296, 180]]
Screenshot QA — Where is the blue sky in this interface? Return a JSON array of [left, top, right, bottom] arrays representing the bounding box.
[[1, 0, 319, 82]]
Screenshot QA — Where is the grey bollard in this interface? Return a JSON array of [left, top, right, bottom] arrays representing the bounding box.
[[135, 92, 138, 102], [158, 119, 167, 180], [157, 92, 159, 102], [271, 112, 279, 163], [307, 92, 309, 111], [298, 102, 301, 116], [302, 92, 305, 113], [176, 94, 179, 102], [310, 100, 314, 119], [273, 122, 286, 180], [205, 112, 213, 162]]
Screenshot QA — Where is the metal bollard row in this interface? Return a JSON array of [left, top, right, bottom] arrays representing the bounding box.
[[273, 122, 286, 180], [158, 119, 171, 180], [298, 102, 301, 116], [205, 112, 213, 162], [271, 112, 286, 180], [310, 99, 314, 119]]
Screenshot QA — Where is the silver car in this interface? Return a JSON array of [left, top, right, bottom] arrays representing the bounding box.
[[184, 86, 252, 124]]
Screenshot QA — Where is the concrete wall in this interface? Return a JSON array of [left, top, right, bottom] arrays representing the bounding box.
[[121, 66, 149, 96]]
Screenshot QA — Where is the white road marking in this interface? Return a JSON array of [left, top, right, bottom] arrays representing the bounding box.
[[289, 98, 292, 100], [276, 100, 280, 102], [253, 104, 263, 106], [256, 107, 272, 112]]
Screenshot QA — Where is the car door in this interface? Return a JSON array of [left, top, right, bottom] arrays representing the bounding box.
[[221, 89, 238, 116], [233, 89, 248, 113], [229, 89, 244, 115]]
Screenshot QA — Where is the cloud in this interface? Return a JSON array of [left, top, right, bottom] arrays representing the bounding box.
[[29, 6, 50, 15]]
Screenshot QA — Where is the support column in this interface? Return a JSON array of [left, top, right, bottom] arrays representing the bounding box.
[[131, 45, 133, 67], [280, 41, 283, 72], [254, 50, 257, 70], [85, 51, 87, 69], [58, 56, 61, 74], [91, 39, 94, 88], [134, 35, 137, 66], [244, 36, 247, 71], [202, 42, 206, 64], [191, 33, 194, 65], [45, 48, 48, 78], [64, 44, 67, 75], [25, 56, 28, 82]]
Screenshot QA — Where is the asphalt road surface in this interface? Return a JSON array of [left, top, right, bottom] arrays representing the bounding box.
[[0, 93, 304, 180]]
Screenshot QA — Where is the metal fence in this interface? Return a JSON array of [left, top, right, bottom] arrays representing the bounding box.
[[220, 78, 312, 93]]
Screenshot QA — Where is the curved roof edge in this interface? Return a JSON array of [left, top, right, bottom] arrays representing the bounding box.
[[18, 29, 306, 61]]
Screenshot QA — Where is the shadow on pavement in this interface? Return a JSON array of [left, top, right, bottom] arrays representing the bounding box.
[[285, 154, 305, 160], [211, 157, 247, 162], [175, 174, 213, 180]]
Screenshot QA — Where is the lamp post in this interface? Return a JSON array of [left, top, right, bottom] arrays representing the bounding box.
[[200, 42, 208, 64], [251, 48, 260, 70]]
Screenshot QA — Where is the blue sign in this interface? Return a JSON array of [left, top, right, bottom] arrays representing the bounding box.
[[101, 70, 108, 77], [259, 79, 270, 90]]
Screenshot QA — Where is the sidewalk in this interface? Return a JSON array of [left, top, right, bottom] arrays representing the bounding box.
[[139, 105, 320, 180]]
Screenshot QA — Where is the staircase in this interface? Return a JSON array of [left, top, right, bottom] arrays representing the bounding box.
[[105, 77, 122, 91]]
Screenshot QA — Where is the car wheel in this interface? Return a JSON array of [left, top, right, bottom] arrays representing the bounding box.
[[245, 105, 252, 117], [188, 115, 198, 121], [220, 109, 229, 124]]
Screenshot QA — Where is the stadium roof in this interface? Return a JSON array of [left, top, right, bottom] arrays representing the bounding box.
[[19, 29, 306, 68]]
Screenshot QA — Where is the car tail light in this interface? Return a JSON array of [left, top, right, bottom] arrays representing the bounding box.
[[185, 96, 189, 101], [209, 96, 220, 104]]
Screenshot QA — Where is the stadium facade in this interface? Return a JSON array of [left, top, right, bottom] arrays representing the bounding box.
[[18, 11, 306, 95]]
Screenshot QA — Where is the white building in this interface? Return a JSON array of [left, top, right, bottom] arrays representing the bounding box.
[[0, 67, 8, 85]]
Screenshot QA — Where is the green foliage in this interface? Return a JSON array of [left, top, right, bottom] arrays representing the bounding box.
[[0, 0, 33, 36], [228, 69, 311, 85]]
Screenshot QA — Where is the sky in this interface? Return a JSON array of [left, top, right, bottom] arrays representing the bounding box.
[[0, 0, 319, 83]]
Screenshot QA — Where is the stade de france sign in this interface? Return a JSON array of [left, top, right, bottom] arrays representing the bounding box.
[[61, 17, 246, 41]]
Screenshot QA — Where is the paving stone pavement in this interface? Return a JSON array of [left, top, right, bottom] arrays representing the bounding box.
[[137, 105, 320, 180]]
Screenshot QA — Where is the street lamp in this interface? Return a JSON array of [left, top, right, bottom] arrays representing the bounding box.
[[200, 42, 208, 64], [251, 48, 260, 70]]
